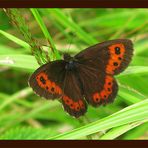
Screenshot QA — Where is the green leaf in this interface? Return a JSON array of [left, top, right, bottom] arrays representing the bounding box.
[[30, 9, 61, 59], [0, 87, 32, 112], [118, 86, 145, 104], [123, 122, 148, 139], [118, 66, 148, 76], [0, 45, 27, 54], [0, 126, 55, 140], [48, 99, 148, 139], [100, 119, 148, 140], [0, 54, 38, 71], [46, 9, 98, 45], [0, 30, 30, 49]]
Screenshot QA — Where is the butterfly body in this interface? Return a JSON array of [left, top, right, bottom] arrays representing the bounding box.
[[29, 39, 134, 118], [65, 60, 77, 71]]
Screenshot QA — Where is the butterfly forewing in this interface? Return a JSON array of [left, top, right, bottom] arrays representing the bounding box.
[[28, 60, 66, 100], [75, 39, 133, 75]]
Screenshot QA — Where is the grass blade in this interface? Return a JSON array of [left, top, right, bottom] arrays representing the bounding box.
[[0, 54, 38, 71], [100, 119, 148, 140], [46, 9, 98, 45], [30, 9, 61, 59], [48, 99, 148, 139], [0, 30, 30, 49]]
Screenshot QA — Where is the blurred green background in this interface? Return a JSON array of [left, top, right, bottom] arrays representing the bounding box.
[[0, 8, 148, 140]]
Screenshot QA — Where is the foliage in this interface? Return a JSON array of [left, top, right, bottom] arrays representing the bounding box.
[[0, 8, 148, 140]]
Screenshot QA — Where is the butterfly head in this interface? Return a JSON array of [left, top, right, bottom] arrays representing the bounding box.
[[63, 53, 73, 61], [63, 53, 77, 70]]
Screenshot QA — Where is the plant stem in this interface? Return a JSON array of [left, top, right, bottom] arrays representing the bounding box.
[[4, 9, 47, 65]]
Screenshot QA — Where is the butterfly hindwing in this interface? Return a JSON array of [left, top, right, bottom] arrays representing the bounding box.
[[91, 76, 118, 107], [61, 70, 87, 118], [76, 62, 118, 107]]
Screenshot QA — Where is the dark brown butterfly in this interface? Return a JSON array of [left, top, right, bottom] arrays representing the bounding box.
[[29, 39, 134, 118]]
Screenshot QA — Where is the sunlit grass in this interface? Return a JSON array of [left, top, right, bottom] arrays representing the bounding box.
[[0, 8, 148, 140]]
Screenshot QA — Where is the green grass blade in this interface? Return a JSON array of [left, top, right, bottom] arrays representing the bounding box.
[[46, 9, 98, 45], [118, 66, 148, 77], [30, 9, 61, 59], [0, 87, 32, 112], [0, 54, 38, 71], [123, 122, 148, 139], [118, 86, 145, 104], [48, 99, 148, 139], [0, 30, 30, 49], [100, 119, 148, 140], [131, 56, 148, 66], [0, 45, 27, 54]]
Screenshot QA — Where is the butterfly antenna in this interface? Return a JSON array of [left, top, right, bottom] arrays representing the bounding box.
[[66, 32, 76, 56]]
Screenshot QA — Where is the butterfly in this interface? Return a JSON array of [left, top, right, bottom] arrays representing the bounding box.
[[29, 39, 134, 118]]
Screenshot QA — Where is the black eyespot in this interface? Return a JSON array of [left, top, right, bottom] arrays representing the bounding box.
[[70, 104, 73, 107], [46, 86, 49, 90], [115, 47, 121, 55], [108, 88, 111, 91], [104, 95, 106, 98], [51, 87, 54, 92], [108, 82, 111, 85], [118, 57, 122, 60], [113, 62, 118, 66], [81, 104, 84, 108], [40, 76, 46, 84], [77, 107, 80, 110], [95, 98, 99, 102]]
